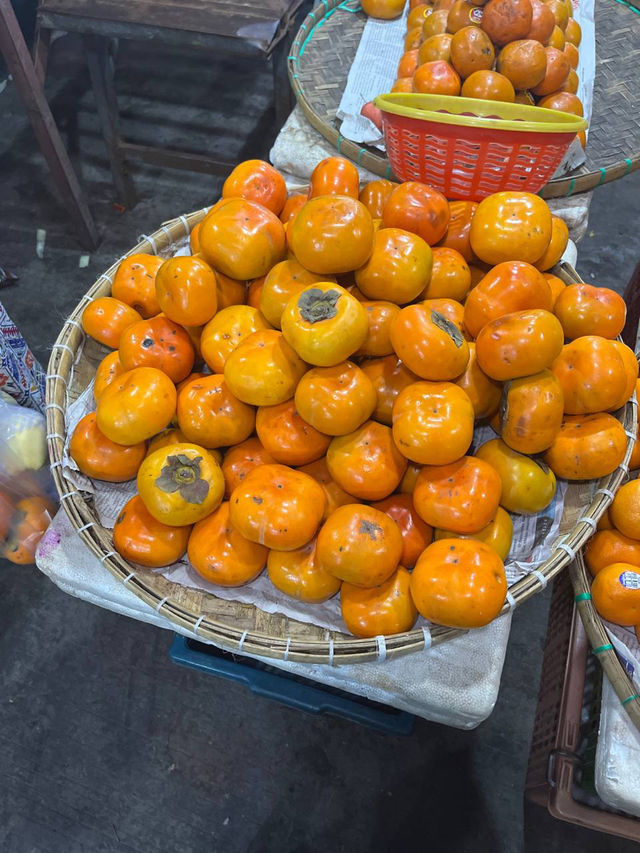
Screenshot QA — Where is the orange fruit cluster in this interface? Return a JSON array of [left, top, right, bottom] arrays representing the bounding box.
[[75, 157, 633, 638], [381, 0, 584, 144]]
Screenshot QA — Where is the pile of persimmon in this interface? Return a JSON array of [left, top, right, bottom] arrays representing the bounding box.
[[583, 475, 640, 638], [75, 156, 633, 639], [382, 0, 585, 144]]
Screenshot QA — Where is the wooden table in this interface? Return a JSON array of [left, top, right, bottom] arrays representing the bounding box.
[[35, 0, 308, 208]]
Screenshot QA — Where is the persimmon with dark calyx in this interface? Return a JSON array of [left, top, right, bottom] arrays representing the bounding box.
[[188, 501, 267, 586], [119, 315, 195, 383], [543, 413, 627, 481], [259, 259, 334, 329], [391, 302, 470, 381], [295, 360, 376, 436], [326, 420, 407, 501], [392, 381, 474, 465], [229, 463, 326, 551], [177, 374, 255, 449], [221, 436, 275, 498], [413, 455, 502, 534], [316, 503, 403, 588], [341, 568, 418, 637], [113, 495, 191, 568], [268, 537, 341, 603], [82, 297, 143, 349], [410, 538, 507, 628], [372, 493, 433, 568], [112, 253, 163, 318], [222, 159, 287, 215], [70, 412, 146, 482]]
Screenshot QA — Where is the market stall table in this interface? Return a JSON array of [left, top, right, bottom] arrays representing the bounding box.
[[36, 509, 513, 730]]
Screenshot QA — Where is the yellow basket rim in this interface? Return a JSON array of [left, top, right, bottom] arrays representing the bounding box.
[[374, 93, 588, 135]]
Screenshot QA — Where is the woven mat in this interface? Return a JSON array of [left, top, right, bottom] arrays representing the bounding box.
[[291, 0, 640, 191]]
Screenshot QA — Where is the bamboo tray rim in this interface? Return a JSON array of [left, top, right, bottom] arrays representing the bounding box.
[[44, 208, 637, 664]]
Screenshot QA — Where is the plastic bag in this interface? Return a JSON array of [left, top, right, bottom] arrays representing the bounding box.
[[0, 400, 57, 564]]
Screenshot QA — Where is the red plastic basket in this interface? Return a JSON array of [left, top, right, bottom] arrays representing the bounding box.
[[374, 93, 587, 201]]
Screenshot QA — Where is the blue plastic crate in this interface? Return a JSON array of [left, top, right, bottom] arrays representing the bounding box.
[[170, 634, 415, 736]]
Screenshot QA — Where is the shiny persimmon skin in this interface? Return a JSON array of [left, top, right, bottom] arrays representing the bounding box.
[[82, 297, 143, 349], [188, 501, 267, 586], [461, 69, 516, 101], [544, 413, 627, 481], [360, 356, 418, 426], [423, 8, 450, 38], [70, 412, 146, 482], [94, 350, 125, 401], [295, 360, 376, 436], [476, 437, 556, 513], [221, 437, 275, 498], [450, 26, 495, 77], [317, 503, 403, 587], [199, 197, 286, 280], [112, 253, 163, 318], [357, 301, 401, 357], [359, 180, 397, 218], [500, 369, 564, 454], [268, 537, 342, 603], [475, 309, 564, 381], [554, 283, 627, 340], [533, 215, 569, 272], [372, 493, 433, 568], [281, 283, 368, 367], [413, 455, 502, 534], [189, 223, 201, 254], [155, 256, 218, 327], [326, 420, 408, 501], [434, 505, 513, 561], [297, 458, 353, 521], [229, 463, 326, 550], [550, 336, 627, 414], [137, 442, 225, 526], [224, 329, 307, 407], [585, 530, 640, 577], [463, 261, 553, 339], [113, 495, 191, 567], [176, 374, 255, 449], [147, 427, 206, 459], [608, 342, 639, 411], [391, 303, 470, 381], [609, 480, 640, 540], [255, 399, 330, 466], [246, 276, 264, 309], [361, 0, 406, 18], [280, 193, 306, 224], [392, 381, 474, 465], [119, 316, 195, 383], [470, 192, 552, 266], [201, 305, 271, 374], [481, 0, 532, 44], [222, 159, 287, 215], [214, 271, 247, 309], [565, 16, 581, 45], [496, 38, 547, 90], [531, 46, 570, 96], [97, 367, 176, 445], [547, 24, 565, 50], [421, 247, 470, 302], [413, 60, 462, 95], [591, 563, 640, 626], [355, 228, 433, 305], [410, 538, 507, 628], [288, 196, 374, 275], [341, 568, 418, 637], [382, 182, 450, 246], [308, 156, 360, 199], [419, 33, 453, 64], [260, 259, 334, 329], [544, 273, 567, 306], [454, 342, 502, 420], [436, 200, 477, 261]]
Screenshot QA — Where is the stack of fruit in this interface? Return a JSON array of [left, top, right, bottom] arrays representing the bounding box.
[[585, 477, 640, 637], [378, 0, 583, 139], [71, 157, 634, 639]]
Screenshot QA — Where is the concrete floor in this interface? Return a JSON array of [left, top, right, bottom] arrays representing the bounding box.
[[1, 33, 639, 853]]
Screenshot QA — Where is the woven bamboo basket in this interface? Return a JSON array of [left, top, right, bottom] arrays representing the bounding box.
[[287, 0, 640, 199], [569, 553, 640, 730], [45, 210, 637, 664]]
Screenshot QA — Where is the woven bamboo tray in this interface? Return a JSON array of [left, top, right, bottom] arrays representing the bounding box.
[[45, 211, 636, 664], [287, 0, 640, 198], [570, 553, 640, 730]]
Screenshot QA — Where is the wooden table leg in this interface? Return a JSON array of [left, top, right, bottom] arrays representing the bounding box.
[[84, 35, 137, 209], [0, 0, 99, 250]]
